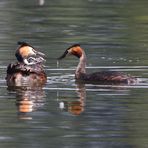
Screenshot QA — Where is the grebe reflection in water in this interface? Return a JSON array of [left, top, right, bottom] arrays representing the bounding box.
[[58, 44, 137, 85], [58, 83, 86, 115], [16, 88, 46, 120], [6, 42, 47, 88]]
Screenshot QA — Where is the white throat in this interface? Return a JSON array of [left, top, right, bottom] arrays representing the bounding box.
[[75, 51, 86, 79]]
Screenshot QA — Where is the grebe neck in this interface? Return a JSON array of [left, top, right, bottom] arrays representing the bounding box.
[[75, 50, 87, 79]]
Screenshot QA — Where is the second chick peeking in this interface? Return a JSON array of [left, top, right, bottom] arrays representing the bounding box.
[[15, 41, 45, 65]]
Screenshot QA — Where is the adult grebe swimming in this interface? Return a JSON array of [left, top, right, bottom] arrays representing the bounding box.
[[58, 44, 137, 84], [6, 42, 47, 87]]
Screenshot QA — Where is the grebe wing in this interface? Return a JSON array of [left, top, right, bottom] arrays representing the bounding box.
[[83, 71, 135, 83], [6, 63, 44, 75]]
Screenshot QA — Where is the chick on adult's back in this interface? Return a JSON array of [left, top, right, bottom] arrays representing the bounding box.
[[16, 41, 45, 65], [6, 42, 47, 88]]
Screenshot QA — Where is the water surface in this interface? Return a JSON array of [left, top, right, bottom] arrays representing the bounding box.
[[0, 0, 148, 148]]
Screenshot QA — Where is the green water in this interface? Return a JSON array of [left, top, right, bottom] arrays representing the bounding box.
[[0, 0, 148, 147]]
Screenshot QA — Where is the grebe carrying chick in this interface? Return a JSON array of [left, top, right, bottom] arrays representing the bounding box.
[[6, 42, 47, 87], [16, 41, 46, 65], [58, 44, 137, 84]]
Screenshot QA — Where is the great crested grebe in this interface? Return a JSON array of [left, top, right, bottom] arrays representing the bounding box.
[[16, 41, 45, 65], [58, 44, 137, 84], [6, 42, 47, 87]]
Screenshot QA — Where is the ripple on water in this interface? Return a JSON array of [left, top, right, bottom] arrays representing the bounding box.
[[44, 67, 148, 92]]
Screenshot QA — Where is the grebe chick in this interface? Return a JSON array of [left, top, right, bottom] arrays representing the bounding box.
[[16, 41, 45, 65], [58, 44, 137, 84]]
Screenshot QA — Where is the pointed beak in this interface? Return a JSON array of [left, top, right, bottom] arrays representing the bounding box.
[[33, 50, 46, 63], [35, 50, 46, 60], [57, 50, 69, 60], [36, 51, 45, 57]]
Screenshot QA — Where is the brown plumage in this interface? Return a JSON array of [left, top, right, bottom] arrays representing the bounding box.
[[6, 63, 47, 87], [6, 42, 47, 88], [15, 41, 45, 65], [58, 44, 137, 84]]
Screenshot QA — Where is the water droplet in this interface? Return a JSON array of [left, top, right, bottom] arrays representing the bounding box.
[[39, 0, 45, 6], [57, 60, 59, 68], [59, 102, 65, 109]]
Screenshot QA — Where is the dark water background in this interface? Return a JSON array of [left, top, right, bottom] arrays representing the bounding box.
[[0, 0, 148, 147]]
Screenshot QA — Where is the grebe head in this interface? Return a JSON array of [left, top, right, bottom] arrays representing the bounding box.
[[58, 44, 83, 60], [15, 41, 45, 65]]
